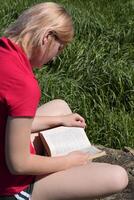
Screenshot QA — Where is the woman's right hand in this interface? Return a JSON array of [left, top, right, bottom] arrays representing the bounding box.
[[64, 151, 89, 169], [61, 113, 86, 129]]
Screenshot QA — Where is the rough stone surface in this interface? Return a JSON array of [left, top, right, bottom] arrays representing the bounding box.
[[94, 145, 134, 200]]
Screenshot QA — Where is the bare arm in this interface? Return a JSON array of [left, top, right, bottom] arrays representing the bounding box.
[[5, 117, 88, 175], [31, 113, 86, 132], [31, 116, 62, 132]]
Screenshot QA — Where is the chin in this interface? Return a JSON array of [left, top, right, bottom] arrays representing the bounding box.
[[32, 63, 43, 68]]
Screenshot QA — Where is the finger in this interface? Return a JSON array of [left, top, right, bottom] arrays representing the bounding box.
[[75, 114, 85, 123], [73, 121, 86, 128]]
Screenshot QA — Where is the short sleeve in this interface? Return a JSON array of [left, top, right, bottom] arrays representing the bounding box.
[[0, 41, 41, 117], [5, 73, 40, 117]]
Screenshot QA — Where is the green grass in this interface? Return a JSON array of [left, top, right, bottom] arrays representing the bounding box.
[[0, 0, 134, 149]]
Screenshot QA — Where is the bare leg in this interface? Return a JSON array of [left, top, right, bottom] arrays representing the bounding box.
[[36, 99, 72, 116], [31, 163, 128, 200], [30, 99, 128, 200]]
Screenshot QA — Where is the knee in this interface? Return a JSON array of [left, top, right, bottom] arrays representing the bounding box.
[[53, 99, 72, 115], [111, 165, 128, 192]]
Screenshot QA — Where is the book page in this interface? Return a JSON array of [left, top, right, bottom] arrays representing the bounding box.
[[40, 126, 92, 156], [86, 145, 102, 155]]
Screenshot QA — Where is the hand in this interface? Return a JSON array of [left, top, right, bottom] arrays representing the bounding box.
[[65, 151, 89, 169], [61, 113, 86, 128]]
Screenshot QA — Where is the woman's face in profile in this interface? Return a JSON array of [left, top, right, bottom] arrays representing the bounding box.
[[30, 35, 64, 68]]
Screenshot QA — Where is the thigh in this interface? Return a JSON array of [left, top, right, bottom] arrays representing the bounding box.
[[35, 99, 72, 117], [31, 162, 127, 200]]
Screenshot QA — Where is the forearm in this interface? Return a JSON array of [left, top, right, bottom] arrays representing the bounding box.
[[31, 116, 63, 132], [11, 154, 68, 175], [31, 113, 86, 132]]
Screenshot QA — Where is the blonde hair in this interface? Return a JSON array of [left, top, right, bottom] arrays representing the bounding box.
[[5, 2, 74, 55]]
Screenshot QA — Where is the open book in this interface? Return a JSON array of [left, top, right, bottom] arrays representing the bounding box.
[[40, 126, 106, 160]]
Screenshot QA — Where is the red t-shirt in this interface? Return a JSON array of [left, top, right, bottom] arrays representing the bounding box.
[[0, 37, 41, 195]]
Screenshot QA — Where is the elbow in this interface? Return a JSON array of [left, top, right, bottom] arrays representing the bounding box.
[[6, 159, 29, 175], [8, 165, 26, 175]]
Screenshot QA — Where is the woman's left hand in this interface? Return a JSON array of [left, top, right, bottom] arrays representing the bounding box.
[[61, 113, 86, 128]]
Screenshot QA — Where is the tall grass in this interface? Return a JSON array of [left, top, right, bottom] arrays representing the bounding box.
[[0, 0, 134, 148]]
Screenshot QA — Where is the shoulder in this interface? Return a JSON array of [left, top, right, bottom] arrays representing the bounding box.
[[0, 37, 32, 76], [0, 53, 40, 101]]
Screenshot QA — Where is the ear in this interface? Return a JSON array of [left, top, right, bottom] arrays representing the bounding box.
[[42, 29, 54, 46], [42, 36, 48, 46]]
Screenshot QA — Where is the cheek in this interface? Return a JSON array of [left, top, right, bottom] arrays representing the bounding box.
[[49, 45, 60, 58]]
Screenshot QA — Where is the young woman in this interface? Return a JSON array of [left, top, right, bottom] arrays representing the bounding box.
[[0, 2, 128, 200]]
